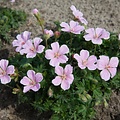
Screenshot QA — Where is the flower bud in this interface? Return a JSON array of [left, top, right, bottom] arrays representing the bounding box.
[[44, 29, 54, 40], [54, 31, 60, 39], [48, 88, 53, 97], [32, 8, 39, 15], [12, 88, 20, 94]]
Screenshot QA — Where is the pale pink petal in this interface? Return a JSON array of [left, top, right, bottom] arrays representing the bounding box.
[[45, 50, 54, 59], [109, 57, 119, 67], [6, 65, 15, 74], [0, 59, 8, 70], [0, 75, 11, 84], [78, 62, 86, 69], [101, 29, 110, 39], [74, 54, 81, 61], [27, 70, 35, 80], [80, 50, 89, 60], [20, 76, 30, 85], [91, 38, 102, 45], [87, 55, 97, 70], [31, 83, 40, 92], [23, 85, 32, 93], [97, 56, 109, 70], [37, 45, 45, 53], [61, 80, 70, 90], [33, 37, 41, 48], [85, 28, 95, 34], [58, 55, 68, 63], [59, 45, 69, 54], [108, 68, 117, 78], [100, 69, 110, 81], [12, 40, 19, 47], [83, 34, 92, 41], [96, 28, 103, 37], [73, 25, 84, 33], [70, 5, 77, 11], [55, 66, 63, 76], [26, 52, 36, 58], [23, 31, 31, 41], [23, 40, 33, 49], [50, 58, 60, 67], [70, 20, 78, 29], [64, 64, 73, 74], [80, 17, 88, 25], [51, 42, 59, 52], [66, 74, 74, 84], [60, 22, 70, 32], [16, 34, 23, 41], [52, 76, 62, 86], [35, 73, 43, 82]]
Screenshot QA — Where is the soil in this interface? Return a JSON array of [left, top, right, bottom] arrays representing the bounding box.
[[0, 0, 120, 120]]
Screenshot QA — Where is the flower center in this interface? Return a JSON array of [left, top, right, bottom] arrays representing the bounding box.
[[0, 68, 6, 76], [30, 79, 36, 86], [30, 47, 36, 52], [82, 60, 87, 66], [21, 41, 25, 45], [54, 52, 60, 58], [105, 65, 111, 69], [61, 74, 67, 80]]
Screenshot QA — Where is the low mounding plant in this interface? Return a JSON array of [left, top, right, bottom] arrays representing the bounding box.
[[0, 5, 120, 120]]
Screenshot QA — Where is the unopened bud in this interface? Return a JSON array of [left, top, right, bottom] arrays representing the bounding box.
[[32, 8, 39, 15], [12, 88, 20, 94], [44, 29, 54, 40], [79, 94, 87, 102], [48, 88, 53, 97], [86, 94, 92, 100], [54, 31, 60, 39]]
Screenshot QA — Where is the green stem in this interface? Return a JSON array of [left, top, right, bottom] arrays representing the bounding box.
[[94, 45, 97, 55]]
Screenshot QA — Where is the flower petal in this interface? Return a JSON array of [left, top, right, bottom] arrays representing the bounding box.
[[64, 64, 73, 74], [7, 65, 15, 75], [55, 66, 63, 75], [45, 49, 54, 59], [108, 68, 117, 78], [23, 85, 32, 93], [100, 69, 110, 81], [0, 59, 8, 70], [27, 70, 35, 80], [61, 80, 70, 90], [80, 50, 89, 60], [31, 83, 40, 92], [109, 57, 119, 67], [52, 76, 62, 86], [35, 73, 43, 83], [51, 42, 59, 52], [59, 45, 69, 54], [20, 76, 30, 85], [0, 75, 11, 84]]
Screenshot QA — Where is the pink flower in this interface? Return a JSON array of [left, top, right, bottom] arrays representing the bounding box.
[[52, 64, 74, 90], [118, 34, 120, 40], [32, 8, 39, 15], [20, 70, 43, 93], [83, 28, 110, 45], [60, 20, 84, 34], [97, 55, 119, 81], [20, 37, 45, 58], [70, 5, 88, 25], [0, 59, 15, 84], [44, 29, 54, 37], [45, 42, 69, 67], [74, 50, 97, 70], [12, 31, 31, 52]]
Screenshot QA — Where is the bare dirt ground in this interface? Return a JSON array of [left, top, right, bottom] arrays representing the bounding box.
[[0, 0, 120, 120]]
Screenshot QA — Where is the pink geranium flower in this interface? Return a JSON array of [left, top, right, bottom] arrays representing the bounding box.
[[70, 5, 88, 25], [97, 55, 119, 81], [20, 70, 43, 93], [74, 50, 97, 70], [83, 28, 110, 45], [0, 59, 15, 84], [45, 42, 69, 67], [12, 31, 31, 52], [52, 64, 74, 90], [32, 8, 39, 15], [60, 20, 84, 34], [20, 37, 45, 58]]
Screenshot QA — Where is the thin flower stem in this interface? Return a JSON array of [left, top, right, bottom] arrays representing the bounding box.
[[94, 45, 97, 55]]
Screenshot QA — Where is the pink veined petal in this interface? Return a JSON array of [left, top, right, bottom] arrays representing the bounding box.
[[37, 45, 45, 53], [0, 75, 11, 84], [12, 40, 19, 47], [96, 28, 103, 37], [23, 31, 31, 41], [97, 55, 109, 70], [70, 5, 77, 11], [58, 55, 68, 64], [55, 66, 63, 76], [64, 64, 73, 74], [16, 34, 23, 41], [20, 76, 30, 85], [61, 80, 70, 90], [79, 17, 88, 25], [66, 74, 74, 84], [101, 29, 110, 39], [33, 37, 41, 49], [100, 69, 110, 81], [59, 45, 69, 54], [50, 58, 60, 67], [108, 68, 117, 78], [22, 40, 33, 49], [45, 49, 54, 59], [70, 20, 78, 29], [74, 54, 81, 61], [85, 28, 95, 34], [78, 62, 86, 69], [35, 73, 43, 83], [60, 22, 70, 32], [109, 57, 119, 67], [27, 70, 35, 80], [87, 55, 97, 70], [23, 85, 32, 93], [26, 52, 36, 58], [6, 65, 15, 75], [52, 76, 62, 86], [31, 83, 40, 92], [80, 50, 89, 60], [91, 38, 102, 45], [73, 25, 84, 34], [19, 48, 28, 55], [51, 42, 59, 52], [83, 34, 92, 41], [0, 59, 8, 71]]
